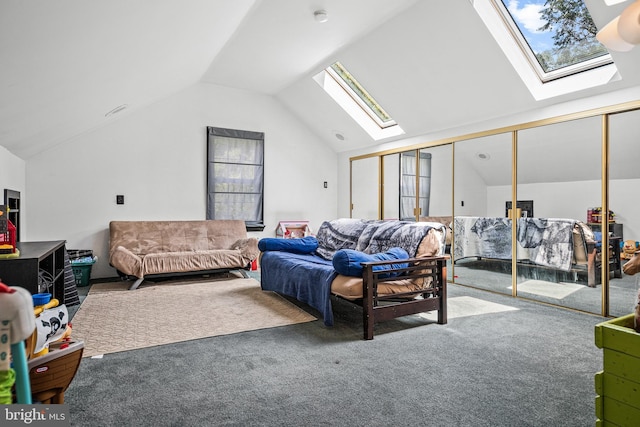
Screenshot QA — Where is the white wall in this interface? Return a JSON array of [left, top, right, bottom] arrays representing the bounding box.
[[453, 155, 488, 217], [609, 179, 640, 242], [0, 146, 26, 235], [427, 146, 453, 216], [25, 83, 338, 279]]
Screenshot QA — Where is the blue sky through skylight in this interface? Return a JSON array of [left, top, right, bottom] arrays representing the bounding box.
[[503, 0, 554, 55], [499, 0, 609, 74], [474, 0, 617, 99]]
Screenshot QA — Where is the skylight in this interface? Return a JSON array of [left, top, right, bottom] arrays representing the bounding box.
[[314, 61, 404, 141], [474, 0, 620, 100]]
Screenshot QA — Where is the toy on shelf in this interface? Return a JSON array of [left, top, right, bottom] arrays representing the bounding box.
[[0, 281, 35, 404], [22, 292, 84, 404], [587, 207, 615, 224], [276, 221, 313, 239], [0, 205, 19, 258]]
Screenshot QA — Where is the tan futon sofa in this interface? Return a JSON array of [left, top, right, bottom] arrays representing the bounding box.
[[109, 220, 259, 290]]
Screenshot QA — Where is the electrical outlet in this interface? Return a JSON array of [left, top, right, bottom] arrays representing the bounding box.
[[324, 181, 328, 188], [116, 195, 125, 205]]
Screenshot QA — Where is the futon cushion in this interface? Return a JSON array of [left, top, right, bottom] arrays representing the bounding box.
[[332, 247, 409, 278], [258, 236, 318, 254]]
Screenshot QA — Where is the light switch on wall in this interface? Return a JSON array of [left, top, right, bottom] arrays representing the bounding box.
[[116, 195, 125, 205]]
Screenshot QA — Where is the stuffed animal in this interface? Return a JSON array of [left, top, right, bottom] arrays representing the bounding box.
[[622, 240, 639, 260]]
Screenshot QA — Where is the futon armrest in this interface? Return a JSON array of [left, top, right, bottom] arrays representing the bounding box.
[[231, 237, 260, 261], [361, 255, 449, 296], [110, 245, 143, 278]]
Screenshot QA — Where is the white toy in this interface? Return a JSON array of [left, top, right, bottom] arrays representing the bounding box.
[[0, 282, 36, 403]]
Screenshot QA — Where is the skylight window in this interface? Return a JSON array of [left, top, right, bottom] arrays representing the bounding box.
[[473, 0, 620, 100], [314, 61, 404, 141]]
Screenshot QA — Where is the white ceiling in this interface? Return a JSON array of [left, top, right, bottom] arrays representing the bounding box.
[[1, 0, 639, 159]]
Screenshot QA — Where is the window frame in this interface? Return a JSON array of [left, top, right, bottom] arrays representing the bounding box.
[[473, 0, 620, 100], [494, 0, 613, 83], [314, 62, 405, 141], [206, 126, 265, 232]]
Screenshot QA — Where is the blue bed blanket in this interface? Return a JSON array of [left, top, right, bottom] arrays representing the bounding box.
[[260, 251, 338, 326]]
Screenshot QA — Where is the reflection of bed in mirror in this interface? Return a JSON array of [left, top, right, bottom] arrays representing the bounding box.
[[453, 216, 622, 287]]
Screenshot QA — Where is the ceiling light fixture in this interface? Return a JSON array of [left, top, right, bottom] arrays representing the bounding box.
[[314, 10, 328, 23], [105, 104, 128, 117], [596, 0, 640, 52], [476, 152, 491, 161]]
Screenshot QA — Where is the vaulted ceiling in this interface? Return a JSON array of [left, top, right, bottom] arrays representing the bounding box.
[[1, 0, 639, 159]]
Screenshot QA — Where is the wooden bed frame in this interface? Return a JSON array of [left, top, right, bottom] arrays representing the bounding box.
[[351, 255, 449, 340]]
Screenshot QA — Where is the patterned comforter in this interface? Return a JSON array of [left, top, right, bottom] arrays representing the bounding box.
[[453, 216, 589, 272]]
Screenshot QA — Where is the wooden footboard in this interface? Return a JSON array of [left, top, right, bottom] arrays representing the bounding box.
[[361, 256, 448, 340]]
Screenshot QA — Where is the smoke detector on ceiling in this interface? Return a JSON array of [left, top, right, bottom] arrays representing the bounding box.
[[333, 130, 346, 141]]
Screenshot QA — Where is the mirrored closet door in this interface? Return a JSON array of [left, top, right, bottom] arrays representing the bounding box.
[[382, 153, 400, 220], [350, 100, 640, 317], [516, 117, 602, 314], [609, 109, 640, 317], [416, 145, 453, 280], [351, 156, 379, 220], [453, 133, 513, 295]]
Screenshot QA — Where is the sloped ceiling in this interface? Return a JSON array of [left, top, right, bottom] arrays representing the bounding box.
[[0, 0, 256, 158], [1, 0, 640, 160]]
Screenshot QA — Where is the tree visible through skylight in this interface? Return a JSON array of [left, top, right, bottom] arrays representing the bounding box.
[[499, 0, 610, 79], [314, 61, 404, 141], [329, 62, 393, 126]]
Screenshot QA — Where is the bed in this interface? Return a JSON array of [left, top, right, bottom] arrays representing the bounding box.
[[453, 216, 621, 287], [259, 218, 449, 339]]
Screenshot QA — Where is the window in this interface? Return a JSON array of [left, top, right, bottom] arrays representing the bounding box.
[[400, 150, 431, 221], [474, 0, 620, 100], [207, 127, 265, 231], [314, 61, 405, 141]]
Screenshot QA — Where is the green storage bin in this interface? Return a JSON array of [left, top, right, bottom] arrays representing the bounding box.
[[72, 260, 95, 287], [594, 314, 640, 426]]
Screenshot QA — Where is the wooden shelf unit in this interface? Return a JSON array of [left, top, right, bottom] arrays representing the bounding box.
[[0, 240, 67, 303]]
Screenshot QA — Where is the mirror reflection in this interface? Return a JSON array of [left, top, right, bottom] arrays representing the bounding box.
[[516, 118, 602, 314], [453, 133, 513, 295], [609, 109, 640, 317], [350, 105, 640, 317], [415, 145, 453, 280]]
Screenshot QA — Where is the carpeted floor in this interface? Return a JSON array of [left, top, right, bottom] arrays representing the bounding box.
[[64, 272, 607, 427], [452, 258, 637, 317], [71, 276, 316, 357]]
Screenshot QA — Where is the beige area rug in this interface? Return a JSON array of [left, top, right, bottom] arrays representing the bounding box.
[[419, 296, 519, 321], [71, 277, 316, 357]]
